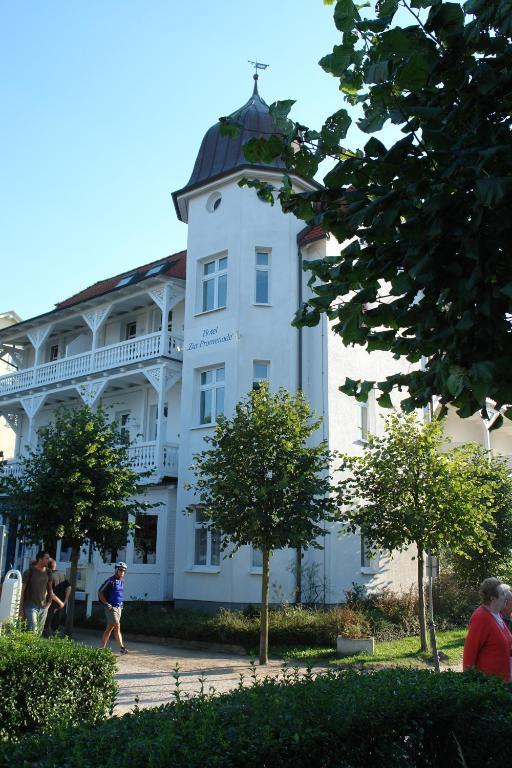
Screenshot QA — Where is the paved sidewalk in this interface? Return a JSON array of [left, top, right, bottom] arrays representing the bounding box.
[[75, 630, 300, 715], [75, 630, 462, 716]]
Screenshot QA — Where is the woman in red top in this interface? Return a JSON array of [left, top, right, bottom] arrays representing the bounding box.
[[463, 577, 512, 682]]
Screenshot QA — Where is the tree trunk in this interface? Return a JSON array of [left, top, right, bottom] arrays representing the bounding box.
[[64, 544, 80, 637], [427, 551, 440, 672], [294, 546, 302, 605], [259, 546, 270, 665], [417, 548, 428, 652]]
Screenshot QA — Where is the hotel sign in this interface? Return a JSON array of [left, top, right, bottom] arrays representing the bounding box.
[[186, 326, 238, 352]]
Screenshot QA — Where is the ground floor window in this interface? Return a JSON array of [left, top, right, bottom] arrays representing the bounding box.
[[133, 513, 158, 564], [361, 537, 380, 571], [194, 509, 220, 566], [251, 547, 263, 569]]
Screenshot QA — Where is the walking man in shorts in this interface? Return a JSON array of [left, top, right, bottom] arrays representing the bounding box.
[[98, 561, 128, 654]]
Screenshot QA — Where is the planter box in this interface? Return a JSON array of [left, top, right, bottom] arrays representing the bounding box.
[[336, 636, 375, 656]]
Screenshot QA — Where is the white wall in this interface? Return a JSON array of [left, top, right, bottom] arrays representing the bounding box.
[[174, 172, 309, 607]]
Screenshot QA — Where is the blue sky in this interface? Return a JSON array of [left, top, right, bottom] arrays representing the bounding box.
[[0, 1, 405, 320]]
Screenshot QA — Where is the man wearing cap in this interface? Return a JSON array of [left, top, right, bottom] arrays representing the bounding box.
[[98, 562, 128, 654]]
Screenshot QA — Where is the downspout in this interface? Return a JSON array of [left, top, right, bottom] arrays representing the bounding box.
[[295, 245, 303, 605]]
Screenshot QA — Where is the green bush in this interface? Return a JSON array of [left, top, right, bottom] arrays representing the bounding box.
[[432, 571, 479, 627], [78, 602, 372, 647], [0, 630, 117, 742], [2, 668, 510, 767]]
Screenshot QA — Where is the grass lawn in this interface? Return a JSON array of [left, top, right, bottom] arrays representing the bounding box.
[[272, 628, 466, 668]]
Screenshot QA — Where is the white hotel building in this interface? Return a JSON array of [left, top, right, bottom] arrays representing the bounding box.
[[1, 79, 511, 608]]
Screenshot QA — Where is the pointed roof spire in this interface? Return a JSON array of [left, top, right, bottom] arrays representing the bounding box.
[[248, 60, 269, 98]]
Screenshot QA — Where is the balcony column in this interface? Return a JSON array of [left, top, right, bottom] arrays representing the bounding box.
[[20, 394, 46, 449], [26, 324, 52, 372], [156, 366, 167, 475], [149, 284, 184, 359], [82, 305, 112, 372], [161, 286, 171, 358], [143, 365, 181, 478]]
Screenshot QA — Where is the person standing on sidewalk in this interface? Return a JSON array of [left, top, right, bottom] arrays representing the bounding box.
[[98, 562, 128, 654], [43, 558, 70, 637], [19, 550, 54, 633]]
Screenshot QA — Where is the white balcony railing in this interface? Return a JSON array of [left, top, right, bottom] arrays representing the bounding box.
[[0, 332, 183, 396], [1, 441, 179, 486], [1, 460, 24, 480], [127, 441, 179, 479]]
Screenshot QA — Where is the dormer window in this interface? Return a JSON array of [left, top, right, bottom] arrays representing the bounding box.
[[145, 263, 166, 277], [116, 273, 136, 288]]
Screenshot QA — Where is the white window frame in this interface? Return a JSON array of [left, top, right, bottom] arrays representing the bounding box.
[[193, 509, 221, 568], [251, 547, 263, 572], [116, 411, 131, 445], [49, 344, 59, 362], [360, 536, 381, 574], [252, 360, 270, 390], [151, 308, 173, 333], [147, 402, 168, 442], [199, 365, 225, 426], [125, 321, 137, 340], [255, 249, 271, 305], [132, 512, 159, 565], [359, 399, 369, 443], [199, 253, 227, 313]]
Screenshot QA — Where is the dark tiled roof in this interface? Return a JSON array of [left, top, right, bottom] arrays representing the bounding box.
[[297, 224, 326, 247], [186, 83, 286, 190], [172, 79, 286, 220], [56, 251, 187, 309]]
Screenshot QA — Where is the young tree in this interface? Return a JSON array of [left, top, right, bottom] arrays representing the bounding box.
[[230, 0, 512, 423], [187, 384, 338, 665], [443, 452, 512, 587], [338, 413, 496, 651], [0, 405, 152, 634]]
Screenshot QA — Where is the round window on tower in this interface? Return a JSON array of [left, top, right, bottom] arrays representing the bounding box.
[[206, 191, 222, 213]]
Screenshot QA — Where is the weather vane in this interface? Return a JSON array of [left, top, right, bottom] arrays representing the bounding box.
[[248, 60, 269, 79]]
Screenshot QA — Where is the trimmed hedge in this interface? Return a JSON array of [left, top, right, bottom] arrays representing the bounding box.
[[78, 599, 426, 648], [2, 668, 511, 767], [0, 631, 117, 742]]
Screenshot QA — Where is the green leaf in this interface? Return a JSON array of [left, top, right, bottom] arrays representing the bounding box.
[[357, 107, 388, 133], [377, 392, 393, 408], [320, 109, 351, 149], [319, 45, 354, 77], [499, 282, 512, 300], [447, 372, 466, 397], [364, 137, 387, 157], [366, 60, 390, 84], [376, 0, 399, 18], [396, 53, 430, 91], [475, 178, 512, 207], [218, 118, 241, 138], [333, 0, 357, 32], [426, 2, 464, 38], [269, 100, 296, 130]]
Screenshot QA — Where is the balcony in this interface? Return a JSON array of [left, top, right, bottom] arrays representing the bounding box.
[[1, 440, 179, 487], [0, 332, 183, 398]]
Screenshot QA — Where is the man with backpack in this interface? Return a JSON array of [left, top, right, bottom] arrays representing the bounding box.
[[98, 561, 128, 654], [42, 558, 70, 637]]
